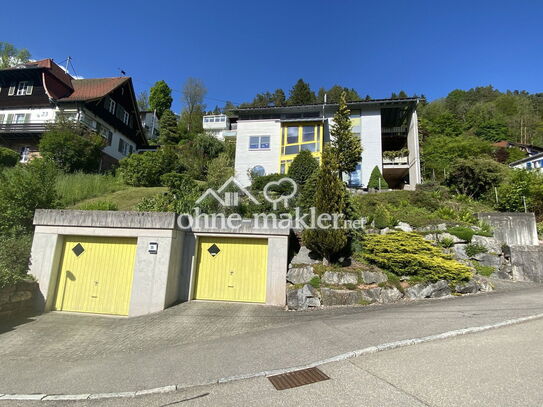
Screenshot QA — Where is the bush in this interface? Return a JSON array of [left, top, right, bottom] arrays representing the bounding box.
[[495, 169, 543, 218], [136, 173, 200, 213], [0, 159, 59, 234], [78, 200, 118, 211], [309, 276, 321, 289], [56, 172, 125, 206], [358, 232, 472, 283], [444, 158, 503, 198], [288, 150, 319, 186], [0, 233, 32, 288], [538, 222, 543, 240], [119, 148, 183, 187], [465, 243, 487, 257], [367, 166, 388, 189], [373, 204, 393, 229], [298, 170, 319, 211], [39, 121, 105, 173], [0, 147, 19, 168], [206, 152, 234, 189]]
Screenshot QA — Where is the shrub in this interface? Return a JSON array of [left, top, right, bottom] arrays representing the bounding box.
[[206, 152, 234, 189], [0, 233, 32, 288], [373, 204, 393, 229], [0, 147, 19, 168], [474, 264, 495, 277], [309, 276, 321, 289], [56, 172, 125, 206], [119, 148, 183, 187], [465, 243, 487, 257], [439, 237, 455, 248], [39, 121, 105, 173], [288, 150, 319, 186], [444, 158, 503, 198], [538, 222, 543, 240], [297, 170, 319, 211], [78, 200, 119, 211], [367, 166, 388, 189], [136, 173, 200, 213], [0, 159, 59, 234], [358, 232, 472, 283], [447, 226, 476, 242]]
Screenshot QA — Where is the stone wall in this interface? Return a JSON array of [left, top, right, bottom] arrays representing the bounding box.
[[0, 280, 39, 319], [508, 245, 543, 283], [478, 212, 539, 246]]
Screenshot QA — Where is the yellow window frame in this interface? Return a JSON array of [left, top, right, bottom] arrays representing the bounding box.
[[280, 122, 323, 173]]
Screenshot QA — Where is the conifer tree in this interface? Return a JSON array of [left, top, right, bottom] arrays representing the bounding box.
[[302, 145, 348, 264], [331, 92, 362, 180], [149, 80, 173, 118], [367, 166, 389, 189], [288, 79, 316, 105], [158, 110, 180, 145]]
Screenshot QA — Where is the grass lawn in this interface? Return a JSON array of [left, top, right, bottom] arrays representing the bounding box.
[[70, 187, 167, 211]]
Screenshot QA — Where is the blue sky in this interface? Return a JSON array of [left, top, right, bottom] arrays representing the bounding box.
[[2, 0, 542, 112]]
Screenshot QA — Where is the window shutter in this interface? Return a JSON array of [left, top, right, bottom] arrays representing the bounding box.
[[8, 84, 15, 96], [26, 82, 33, 95], [6, 114, 14, 123]]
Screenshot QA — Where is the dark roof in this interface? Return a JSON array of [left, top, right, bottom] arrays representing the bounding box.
[[234, 97, 420, 113], [59, 77, 129, 102], [493, 140, 543, 152]]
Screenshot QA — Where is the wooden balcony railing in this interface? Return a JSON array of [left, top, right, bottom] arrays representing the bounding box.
[[0, 123, 47, 133]]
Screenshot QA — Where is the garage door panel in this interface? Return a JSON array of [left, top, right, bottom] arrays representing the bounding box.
[[54, 237, 136, 316], [195, 237, 267, 303]]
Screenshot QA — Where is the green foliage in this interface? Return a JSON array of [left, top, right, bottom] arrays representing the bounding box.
[[287, 78, 316, 105], [0, 233, 32, 288], [331, 92, 362, 177], [439, 237, 455, 248], [317, 85, 360, 103], [302, 146, 349, 263], [0, 159, 59, 234], [136, 173, 201, 213], [297, 170, 319, 211], [504, 147, 528, 164], [474, 119, 509, 142], [309, 276, 321, 289], [206, 152, 234, 189], [367, 166, 388, 189], [251, 173, 291, 193], [444, 158, 504, 198], [158, 109, 180, 145], [56, 173, 125, 206], [149, 80, 173, 118], [447, 226, 476, 242], [119, 148, 183, 187], [179, 133, 225, 179], [474, 264, 495, 277], [495, 170, 543, 218], [359, 232, 472, 283], [538, 222, 543, 239], [78, 200, 118, 211], [287, 150, 319, 186], [39, 121, 105, 173], [465, 243, 487, 257], [0, 147, 19, 168], [0, 41, 30, 68], [373, 204, 393, 229]]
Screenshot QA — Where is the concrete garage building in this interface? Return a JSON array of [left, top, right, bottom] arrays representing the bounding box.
[[29, 210, 290, 317]]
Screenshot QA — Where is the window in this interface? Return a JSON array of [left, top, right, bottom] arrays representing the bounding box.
[[108, 98, 116, 115], [527, 162, 532, 169], [284, 145, 299, 155], [14, 114, 26, 124], [251, 165, 265, 177], [123, 111, 130, 125], [302, 126, 315, 142], [118, 138, 125, 154], [287, 127, 298, 144], [16, 81, 33, 96], [249, 135, 270, 150], [129, 145, 134, 155], [301, 143, 317, 152]]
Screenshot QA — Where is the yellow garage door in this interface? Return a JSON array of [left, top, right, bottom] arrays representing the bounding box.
[[194, 237, 268, 303], [54, 236, 137, 316]]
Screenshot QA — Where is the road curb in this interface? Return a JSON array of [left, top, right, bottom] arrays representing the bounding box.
[[2, 312, 543, 401]]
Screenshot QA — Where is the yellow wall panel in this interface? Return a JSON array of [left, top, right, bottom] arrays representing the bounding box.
[[194, 237, 267, 303], [54, 236, 136, 316]]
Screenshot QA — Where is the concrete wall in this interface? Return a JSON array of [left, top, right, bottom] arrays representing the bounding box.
[[235, 120, 281, 186], [478, 212, 539, 246], [510, 245, 543, 283], [360, 109, 382, 187], [407, 110, 422, 187], [30, 211, 182, 317]]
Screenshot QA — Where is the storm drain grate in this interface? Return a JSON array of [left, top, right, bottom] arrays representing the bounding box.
[[268, 367, 330, 390]]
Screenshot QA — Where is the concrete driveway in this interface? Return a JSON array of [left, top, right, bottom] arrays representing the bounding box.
[[1, 280, 543, 397]]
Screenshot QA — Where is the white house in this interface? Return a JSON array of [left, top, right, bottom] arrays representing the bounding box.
[[233, 98, 422, 189], [510, 152, 543, 172], [202, 114, 237, 140]]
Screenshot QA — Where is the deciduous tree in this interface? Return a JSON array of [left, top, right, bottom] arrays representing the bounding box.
[[149, 80, 173, 118]]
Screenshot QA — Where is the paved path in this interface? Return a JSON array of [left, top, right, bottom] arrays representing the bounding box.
[[29, 317, 543, 407], [0, 281, 542, 396]]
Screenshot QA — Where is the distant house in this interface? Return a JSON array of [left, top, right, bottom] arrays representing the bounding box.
[[202, 113, 238, 140], [139, 110, 159, 140], [0, 59, 147, 168], [493, 141, 543, 157], [509, 152, 543, 172]]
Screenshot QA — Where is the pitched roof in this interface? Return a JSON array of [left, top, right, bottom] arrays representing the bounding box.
[[59, 77, 129, 101]]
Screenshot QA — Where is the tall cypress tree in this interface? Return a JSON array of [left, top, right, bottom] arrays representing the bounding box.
[[158, 110, 180, 145], [331, 91, 363, 180], [302, 145, 348, 264]]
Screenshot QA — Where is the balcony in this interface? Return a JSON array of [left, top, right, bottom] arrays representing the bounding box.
[[0, 122, 47, 134], [382, 149, 409, 167]]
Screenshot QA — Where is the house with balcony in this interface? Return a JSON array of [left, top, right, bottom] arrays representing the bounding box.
[[203, 114, 238, 140], [0, 59, 147, 167], [139, 110, 159, 140], [510, 152, 543, 172], [233, 98, 422, 188]]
